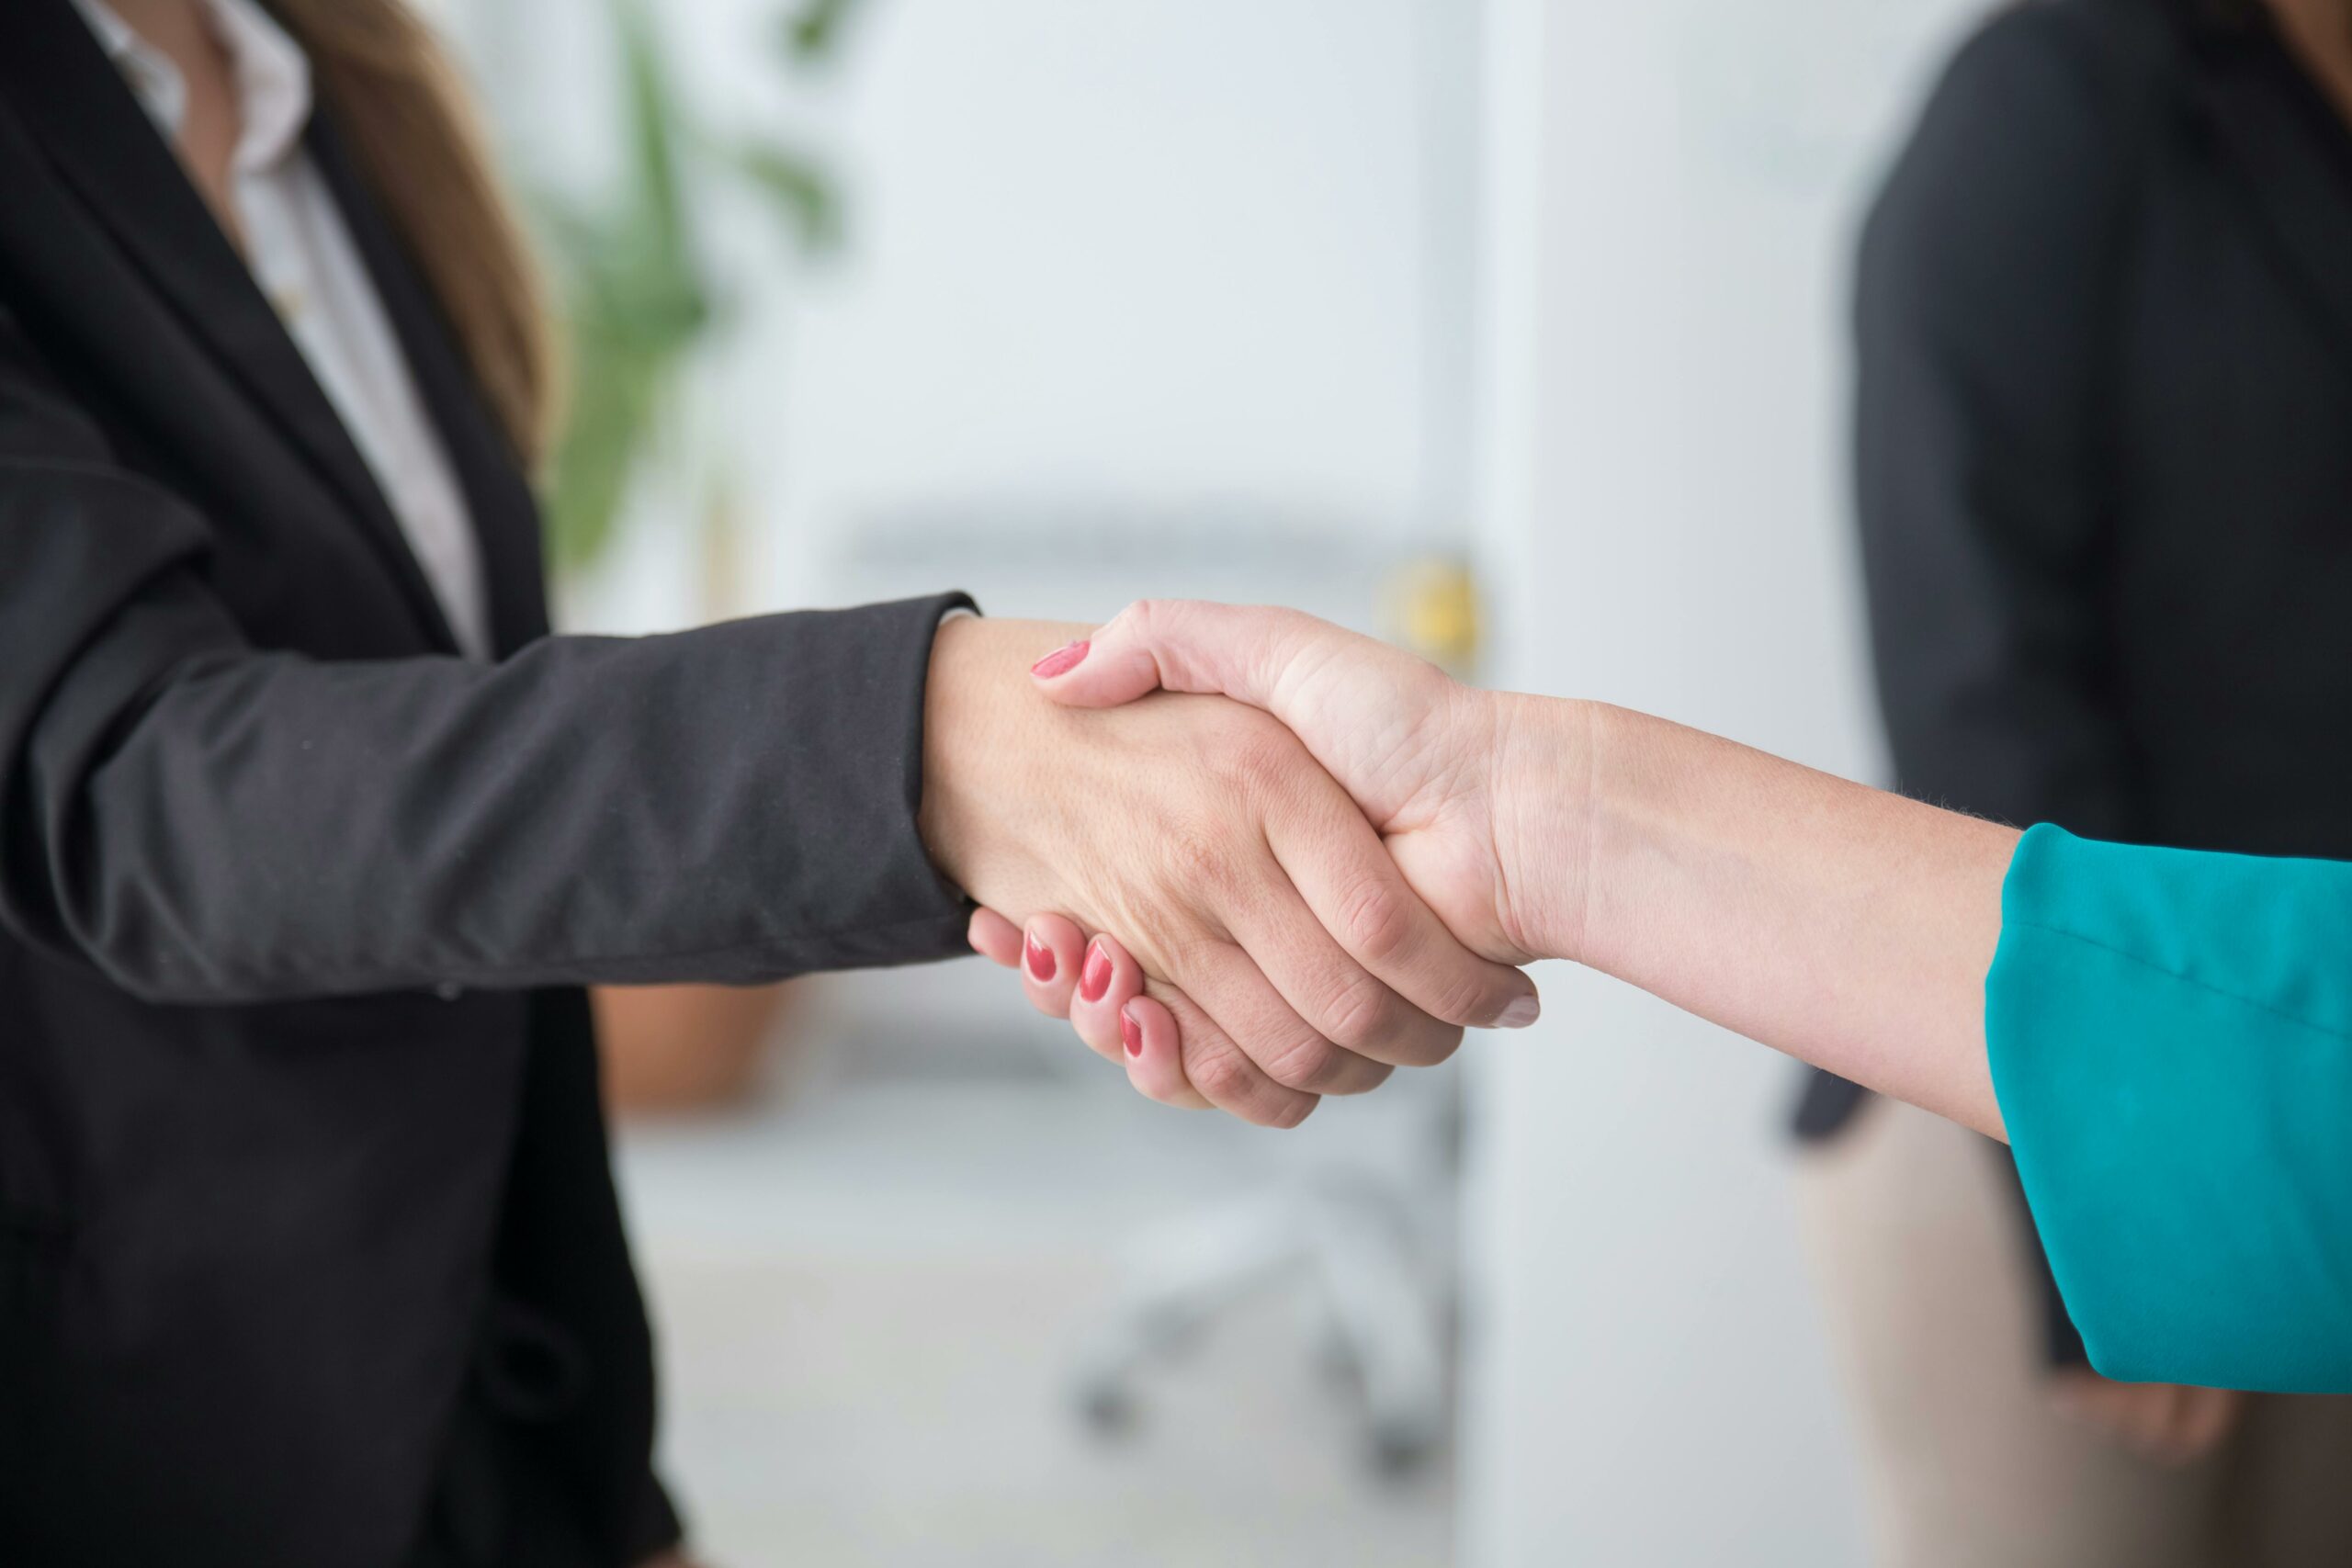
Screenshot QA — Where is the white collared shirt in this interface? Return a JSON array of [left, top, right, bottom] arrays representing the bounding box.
[[72, 0, 495, 660]]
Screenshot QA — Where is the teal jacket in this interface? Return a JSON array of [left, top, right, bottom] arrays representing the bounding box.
[[1989, 826, 2352, 1393]]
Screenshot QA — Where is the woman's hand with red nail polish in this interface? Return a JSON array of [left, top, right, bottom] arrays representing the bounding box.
[[1078, 938, 1114, 1004], [1116, 988, 1202, 1108], [973, 910, 1205, 1101], [1025, 601, 1565, 974], [1029, 639, 1091, 680], [970, 909, 1141, 1070], [923, 615, 1529, 1127], [1014, 914, 1088, 1029], [988, 599, 1566, 1109], [1023, 930, 1058, 983], [1077, 931, 1198, 1099]]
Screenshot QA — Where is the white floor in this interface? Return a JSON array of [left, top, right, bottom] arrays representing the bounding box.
[[615, 1040, 1455, 1568]]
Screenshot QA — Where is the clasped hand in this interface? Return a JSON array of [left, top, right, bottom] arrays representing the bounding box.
[[923, 604, 1555, 1125]]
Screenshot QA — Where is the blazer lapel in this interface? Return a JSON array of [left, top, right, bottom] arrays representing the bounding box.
[[0, 0, 461, 654], [309, 115, 554, 654], [2194, 32, 2352, 383]]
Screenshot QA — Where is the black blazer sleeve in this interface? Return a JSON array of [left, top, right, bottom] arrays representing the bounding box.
[[0, 310, 975, 1003], [1849, 6, 2162, 1369]]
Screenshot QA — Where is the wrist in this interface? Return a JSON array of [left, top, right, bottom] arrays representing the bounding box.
[[916, 615, 985, 897], [1486, 691, 1603, 964], [917, 615, 1087, 901]]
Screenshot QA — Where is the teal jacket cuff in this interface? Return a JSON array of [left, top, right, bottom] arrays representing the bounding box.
[[1987, 825, 2352, 1393]]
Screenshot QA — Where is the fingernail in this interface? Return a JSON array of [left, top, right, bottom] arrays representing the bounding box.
[[1080, 940, 1114, 1003], [1024, 932, 1057, 982], [1120, 1004, 1144, 1057], [1492, 992, 1541, 1030], [1030, 639, 1090, 679]]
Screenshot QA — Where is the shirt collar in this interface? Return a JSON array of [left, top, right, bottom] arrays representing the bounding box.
[[70, 0, 313, 175]]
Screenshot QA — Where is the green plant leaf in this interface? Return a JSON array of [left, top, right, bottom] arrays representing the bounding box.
[[616, 0, 694, 276], [727, 141, 842, 251], [527, 0, 859, 577]]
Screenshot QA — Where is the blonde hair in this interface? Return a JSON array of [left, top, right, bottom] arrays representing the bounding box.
[[272, 0, 558, 467]]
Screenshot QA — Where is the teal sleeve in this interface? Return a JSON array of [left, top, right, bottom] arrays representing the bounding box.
[[1988, 825, 2352, 1392]]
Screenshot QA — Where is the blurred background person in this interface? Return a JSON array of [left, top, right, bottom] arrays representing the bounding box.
[[1793, 0, 2352, 1563]]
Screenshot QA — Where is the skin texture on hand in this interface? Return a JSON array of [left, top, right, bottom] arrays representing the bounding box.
[[967, 907, 1209, 1108], [1023, 603, 1543, 964], [967, 601, 1542, 1111], [920, 615, 1536, 1126], [990, 600, 2016, 1140]]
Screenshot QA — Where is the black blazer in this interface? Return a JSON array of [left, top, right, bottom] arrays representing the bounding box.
[[1798, 0, 2352, 1365], [0, 5, 974, 1563]]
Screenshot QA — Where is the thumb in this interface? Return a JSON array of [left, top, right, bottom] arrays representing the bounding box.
[[1028, 599, 1325, 718]]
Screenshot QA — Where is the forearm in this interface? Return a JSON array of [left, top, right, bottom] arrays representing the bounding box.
[[1493, 694, 2016, 1137], [14, 578, 973, 1001]]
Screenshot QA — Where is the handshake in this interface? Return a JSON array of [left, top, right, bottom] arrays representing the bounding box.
[[919, 601, 1580, 1128], [925, 600, 2014, 1139]]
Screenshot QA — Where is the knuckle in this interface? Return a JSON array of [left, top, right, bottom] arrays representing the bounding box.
[[1429, 956, 1521, 1031], [1319, 974, 1405, 1055], [1264, 1032, 1344, 1093], [1408, 963, 1491, 1032], [1185, 1045, 1257, 1108], [1157, 828, 1243, 906], [1209, 716, 1301, 806], [1118, 597, 1161, 632], [1336, 875, 1419, 969]]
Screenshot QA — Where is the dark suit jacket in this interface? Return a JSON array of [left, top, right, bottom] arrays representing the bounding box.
[[1797, 0, 2352, 1368], [0, 4, 975, 1562]]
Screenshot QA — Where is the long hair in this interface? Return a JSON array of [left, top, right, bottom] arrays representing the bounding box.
[[270, 0, 558, 468]]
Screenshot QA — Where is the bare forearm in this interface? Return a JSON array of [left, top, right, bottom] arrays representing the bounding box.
[[1492, 694, 2017, 1138]]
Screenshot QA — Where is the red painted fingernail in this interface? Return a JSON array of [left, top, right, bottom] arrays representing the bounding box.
[[1080, 940, 1114, 1003], [1030, 639, 1090, 679], [1024, 932, 1057, 982], [1120, 1005, 1144, 1057]]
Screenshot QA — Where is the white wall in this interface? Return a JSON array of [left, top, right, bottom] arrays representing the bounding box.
[[1462, 2, 1984, 1563], [460, 0, 1484, 632], [767, 0, 1431, 579], [755, 0, 1487, 629]]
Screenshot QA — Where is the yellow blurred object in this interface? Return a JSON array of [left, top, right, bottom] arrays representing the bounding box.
[[1387, 556, 1482, 676]]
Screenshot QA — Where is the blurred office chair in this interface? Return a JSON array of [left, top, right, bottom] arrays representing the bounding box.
[[1066, 1072, 1464, 1474]]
